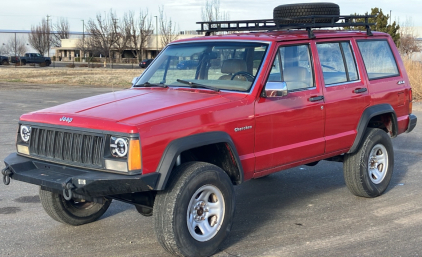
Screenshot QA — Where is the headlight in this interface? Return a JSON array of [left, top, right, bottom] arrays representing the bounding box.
[[110, 137, 128, 157], [20, 125, 31, 143]]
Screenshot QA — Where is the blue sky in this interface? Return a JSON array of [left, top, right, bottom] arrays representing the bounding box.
[[0, 0, 421, 33]]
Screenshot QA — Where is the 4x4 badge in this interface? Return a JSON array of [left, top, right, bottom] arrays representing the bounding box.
[[59, 116, 73, 123]]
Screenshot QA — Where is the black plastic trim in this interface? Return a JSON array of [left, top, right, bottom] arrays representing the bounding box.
[[406, 114, 417, 133], [348, 104, 397, 153], [4, 153, 159, 197], [155, 131, 244, 190]]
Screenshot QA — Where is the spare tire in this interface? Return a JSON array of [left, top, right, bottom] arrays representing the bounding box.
[[273, 2, 340, 25]]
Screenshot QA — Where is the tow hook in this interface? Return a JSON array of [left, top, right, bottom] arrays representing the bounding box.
[[62, 178, 76, 200], [2, 166, 12, 185]]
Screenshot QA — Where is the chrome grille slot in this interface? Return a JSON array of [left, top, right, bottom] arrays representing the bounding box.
[[28, 127, 104, 168]]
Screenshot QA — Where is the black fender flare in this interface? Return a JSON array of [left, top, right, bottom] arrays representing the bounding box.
[[154, 131, 244, 190], [348, 104, 397, 153]]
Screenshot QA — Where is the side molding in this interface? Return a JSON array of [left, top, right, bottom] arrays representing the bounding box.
[[348, 104, 397, 153], [154, 131, 244, 190]]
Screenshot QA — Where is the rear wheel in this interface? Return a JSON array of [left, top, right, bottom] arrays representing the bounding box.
[[343, 128, 394, 198], [1, 60, 8, 65], [39, 187, 111, 226], [154, 162, 235, 257], [21, 60, 26, 65]]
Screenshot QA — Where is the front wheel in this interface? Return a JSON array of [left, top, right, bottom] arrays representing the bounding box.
[[39, 188, 111, 226], [154, 162, 235, 257], [343, 128, 394, 198]]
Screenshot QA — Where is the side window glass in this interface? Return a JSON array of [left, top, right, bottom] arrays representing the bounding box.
[[341, 42, 359, 81], [268, 53, 282, 82], [317, 43, 347, 85], [357, 40, 399, 80], [280, 45, 314, 91]]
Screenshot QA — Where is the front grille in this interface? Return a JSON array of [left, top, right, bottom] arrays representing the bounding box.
[[29, 127, 104, 168]]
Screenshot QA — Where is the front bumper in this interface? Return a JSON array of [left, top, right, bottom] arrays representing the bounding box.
[[3, 153, 160, 198]]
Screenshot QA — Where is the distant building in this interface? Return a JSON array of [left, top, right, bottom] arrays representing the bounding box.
[[54, 31, 203, 61]]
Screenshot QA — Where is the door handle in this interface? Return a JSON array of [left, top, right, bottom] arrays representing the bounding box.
[[353, 88, 367, 94], [308, 95, 324, 102]]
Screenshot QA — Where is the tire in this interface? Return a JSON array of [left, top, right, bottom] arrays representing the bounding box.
[[273, 3, 340, 25], [1, 60, 8, 65], [21, 60, 26, 65], [343, 128, 394, 198], [45, 61, 51, 66], [154, 162, 235, 257], [39, 187, 111, 226]]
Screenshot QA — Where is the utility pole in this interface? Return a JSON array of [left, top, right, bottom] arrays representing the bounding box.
[[154, 15, 158, 57], [389, 10, 392, 26], [46, 15, 50, 57], [81, 19, 85, 61]]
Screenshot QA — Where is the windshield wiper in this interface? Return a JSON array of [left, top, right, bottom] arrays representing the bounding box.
[[176, 79, 220, 92], [134, 82, 168, 88]]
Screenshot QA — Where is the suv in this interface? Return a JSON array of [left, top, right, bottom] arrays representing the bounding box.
[[2, 3, 417, 257]]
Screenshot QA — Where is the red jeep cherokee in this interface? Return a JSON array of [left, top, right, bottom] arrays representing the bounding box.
[[2, 3, 417, 256]]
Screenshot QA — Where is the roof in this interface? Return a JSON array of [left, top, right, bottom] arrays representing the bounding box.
[[171, 30, 389, 44]]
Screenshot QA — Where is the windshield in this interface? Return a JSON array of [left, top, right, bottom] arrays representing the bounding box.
[[135, 41, 269, 92]]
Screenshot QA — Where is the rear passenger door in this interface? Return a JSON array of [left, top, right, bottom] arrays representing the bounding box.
[[315, 40, 370, 153]]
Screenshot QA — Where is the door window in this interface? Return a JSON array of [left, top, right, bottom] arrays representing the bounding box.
[[268, 44, 314, 91], [316, 42, 359, 85]]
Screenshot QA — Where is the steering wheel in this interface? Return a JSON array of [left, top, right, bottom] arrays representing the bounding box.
[[231, 71, 255, 82]]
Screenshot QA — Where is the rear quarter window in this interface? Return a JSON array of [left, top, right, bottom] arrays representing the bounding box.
[[357, 40, 399, 80]]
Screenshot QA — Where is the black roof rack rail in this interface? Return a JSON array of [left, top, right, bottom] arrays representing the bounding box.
[[197, 15, 376, 38]]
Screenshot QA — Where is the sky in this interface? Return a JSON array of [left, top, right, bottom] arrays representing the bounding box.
[[0, 0, 421, 52], [0, 0, 421, 34]]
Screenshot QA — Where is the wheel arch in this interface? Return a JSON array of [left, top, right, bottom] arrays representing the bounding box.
[[348, 104, 397, 154], [154, 131, 244, 190]]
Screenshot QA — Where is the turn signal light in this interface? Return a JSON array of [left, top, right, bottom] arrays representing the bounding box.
[[128, 139, 142, 171]]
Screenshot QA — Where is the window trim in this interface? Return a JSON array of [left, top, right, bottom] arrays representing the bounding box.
[[356, 39, 400, 81], [316, 40, 360, 86], [265, 43, 316, 92]]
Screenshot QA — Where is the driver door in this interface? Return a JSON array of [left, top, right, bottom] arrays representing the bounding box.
[[254, 42, 325, 172]]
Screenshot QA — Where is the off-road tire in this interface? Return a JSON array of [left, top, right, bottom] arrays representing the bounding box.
[[21, 60, 26, 65], [154, 162, 235, 257], [45, 61, 51, 66], [1, 60, 8, 65], [343, 128, 394, 198], [273, 3, 340, 25], [39, 187, 111, 226]]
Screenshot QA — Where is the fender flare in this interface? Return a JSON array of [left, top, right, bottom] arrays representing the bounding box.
[[154, 131, 244, 190], [348, 104, 397, 153]]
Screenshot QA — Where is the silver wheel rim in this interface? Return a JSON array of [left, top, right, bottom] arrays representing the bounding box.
[[187, 184, 225, 242], [368, 144, 388, 184]]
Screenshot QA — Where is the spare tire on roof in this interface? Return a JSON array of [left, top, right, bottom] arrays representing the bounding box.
[[273, 2, 340, 25]]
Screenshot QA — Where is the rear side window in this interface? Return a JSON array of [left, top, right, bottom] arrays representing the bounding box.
[[316, 42, 359, 85], [357, 40, 399, 80]]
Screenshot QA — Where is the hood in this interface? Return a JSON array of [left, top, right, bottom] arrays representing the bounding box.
[[20, 88, 244, 133]]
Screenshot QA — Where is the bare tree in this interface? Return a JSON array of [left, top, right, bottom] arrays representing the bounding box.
[[28, 18, 50, 55], [86, 10, 121, 61], [112, 19, 130, 62], [0, 44, 6, 55], [159, 6, 179, 48], [125, 10, 153, 61], [51, 17, 70, 47], [399, 17, 421, 58], [201, 0, 229, 22], [4, 36, 27, 56]]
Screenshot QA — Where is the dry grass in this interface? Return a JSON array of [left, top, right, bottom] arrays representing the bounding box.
[[0, 67, 143, 88], [403, 58, 422, 100]]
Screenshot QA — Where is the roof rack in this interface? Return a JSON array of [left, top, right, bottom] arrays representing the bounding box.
[[197, 15, 376, 39]]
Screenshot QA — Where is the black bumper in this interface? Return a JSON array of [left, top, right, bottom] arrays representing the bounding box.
[[3, 153, 160, 198], [406, 114, 417, 133]]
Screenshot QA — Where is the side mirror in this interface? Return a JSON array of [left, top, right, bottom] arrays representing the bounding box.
[[131, 76, 140, 86], [264, 81, 288, 97]]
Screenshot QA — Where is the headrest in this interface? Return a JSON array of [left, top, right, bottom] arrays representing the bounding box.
[[221, 59, 247, 74], [283, 66, 308, 82]]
